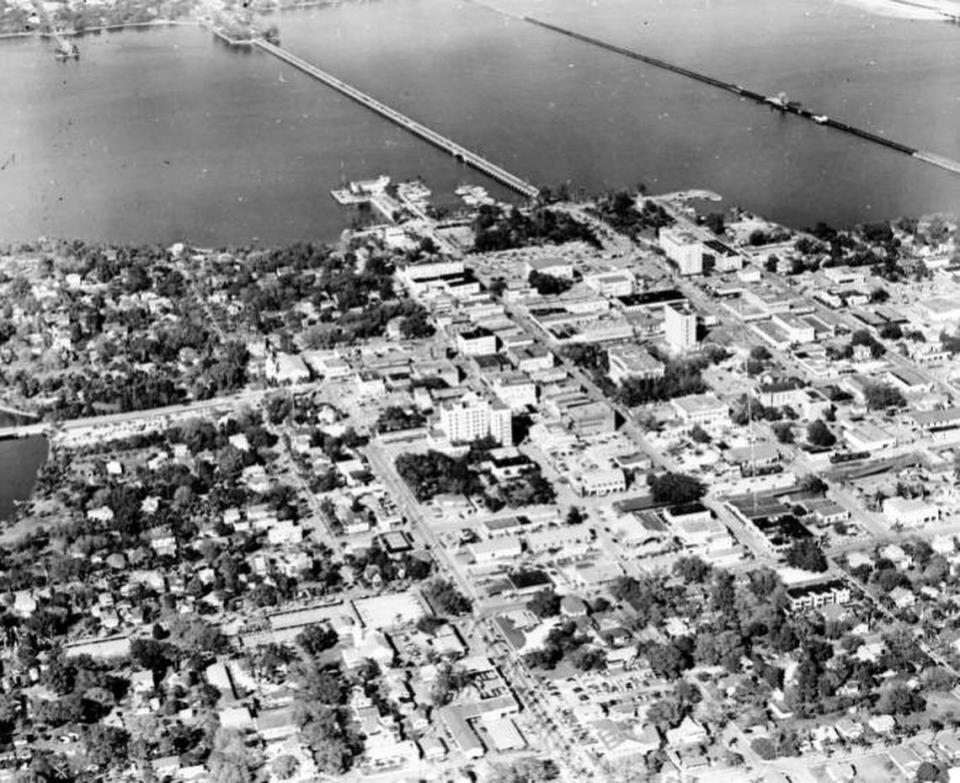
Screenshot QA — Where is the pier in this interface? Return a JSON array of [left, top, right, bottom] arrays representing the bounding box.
[[506, 13, 960, 179], [253, 38, 540, 200], [30, 0, 78, 59]]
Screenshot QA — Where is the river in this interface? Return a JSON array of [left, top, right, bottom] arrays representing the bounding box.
[[0, 0, 958, 241]]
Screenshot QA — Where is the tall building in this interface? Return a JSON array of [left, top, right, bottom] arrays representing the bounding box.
[[438, 392, 513, 446], [664, 303, 698, 351], [658, 228, 704, 276]]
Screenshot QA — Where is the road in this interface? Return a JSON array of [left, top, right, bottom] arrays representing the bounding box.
[[363, 440, 605, 779], [0, 382, 326, 442]]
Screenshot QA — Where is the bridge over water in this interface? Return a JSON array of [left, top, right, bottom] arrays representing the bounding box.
[[253, 39, 541, 200]]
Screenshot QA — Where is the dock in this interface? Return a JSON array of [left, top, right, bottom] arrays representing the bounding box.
[[253, 38, 540, 200]]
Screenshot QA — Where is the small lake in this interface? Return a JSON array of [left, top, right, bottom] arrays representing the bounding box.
[[0, 436, 49, 522]]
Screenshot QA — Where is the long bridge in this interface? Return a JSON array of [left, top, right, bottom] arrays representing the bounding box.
[[464, 2, 960, 179], [253, 38, 541, 199]]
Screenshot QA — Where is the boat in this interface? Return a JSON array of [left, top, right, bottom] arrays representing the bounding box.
[[813, 115, 828, 124], [54, 41, 79, 60]]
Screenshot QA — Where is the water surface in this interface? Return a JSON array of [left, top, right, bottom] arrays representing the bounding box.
[[0, 0, 957, 245], [0, 436, 48, 521]]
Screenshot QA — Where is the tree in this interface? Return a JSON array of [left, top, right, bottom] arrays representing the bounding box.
[[673, 556, 712, 583], [645, 642, 690, 680], [400, 308, 435, 339], [799, 474, 828, 495], [785, 538, 828, 572], [431, 663, 471, 706], [645, 696, 684, 729], [689, 424, 711, 444], [876, 683, 925, 715], [916, 761, 946, 782], [751, 737, 777, 760], [570, 646, 606, 671], [82, 724, 129, 770], [703, 212, 725, 235], [526, 588, 562, 619], [806, 419, 836, 447], [297, 624, 339, 656], [422, 579, 472, 616], [879, 322, 903, 340], [492, 756, 560, 783], [772, 423, 794, 444], [565, 506, 584, 526], [271, 755, 299, 780], [528, 270, 573, 296], [647, 472, 706, 505], [864, 382, 906, 410]]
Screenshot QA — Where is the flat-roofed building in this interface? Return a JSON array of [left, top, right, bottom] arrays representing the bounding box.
[[664, 303, 698, 351], [659, 228, 704, 275], [751, 319, 792, 350], [509, 344, 554, 373], [616, 289, 686, 313], [786, 579, 851, 612], [456, 327, 497, 357], [772, 312, 816, 344], [524, 256, 575, 280], [606, 344, 665, 384], [575, 468, 627, 497], [491, 372, 537, 411], [525, 525, 590, 555], [672, 393, 728, 427], [844, 421, 896, 452], [564, 400, 616, 436], [757, 379, 805, 409], [469, 537, 522, 563], [584, 271, 634, 298], [266, 353, 311, 384], [882, 497, 939, 527], [919, 296, 960, 324], [911, 407, 960, 433], [438, 391, 513, 446], [822, 266, 866, 286]]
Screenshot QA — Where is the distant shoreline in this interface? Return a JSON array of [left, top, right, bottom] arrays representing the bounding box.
[[838, 0, 960, 20], [0, 0, 371, 43]]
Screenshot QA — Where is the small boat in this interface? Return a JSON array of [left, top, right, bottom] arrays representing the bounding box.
[[54, 41, 79, 60]]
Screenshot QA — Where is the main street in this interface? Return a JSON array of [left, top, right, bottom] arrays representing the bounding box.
[[363, 440, 604, 780]]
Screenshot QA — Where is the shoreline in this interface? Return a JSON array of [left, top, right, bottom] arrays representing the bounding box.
[[0, 0, 363, 43], [837, 0, 960, 19]]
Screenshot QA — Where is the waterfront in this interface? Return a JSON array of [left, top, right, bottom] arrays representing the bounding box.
[[0, 0, 958, 244], [0, 436, 47, 521]]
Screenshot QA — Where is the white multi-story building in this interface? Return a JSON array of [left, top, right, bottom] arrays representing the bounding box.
[[671, 393, 728, 427], [659, 228, 703, 276], [491, 373, 537, 411], [584, 271, 634, 298], [456, 327, 497, 357], [606, 344, 665, 384], [664, 303, 698, 351], [438, 392, 513, 446]]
